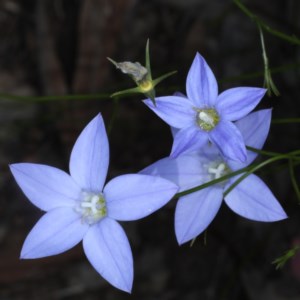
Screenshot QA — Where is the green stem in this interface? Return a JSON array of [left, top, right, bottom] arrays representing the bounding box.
[[258, 23, 280, 96], [272, 118, 300, 124], [0, 93, 110, 102], [220, 62, 300, 83], [107, 97, 120, 135], [176, 165, 251, 198], [288, 159, 300, 203], [234, 0, 300, 45], [224, 150, 300, 197], [176, 150, 300, 200], [246, 146, 281, 157]]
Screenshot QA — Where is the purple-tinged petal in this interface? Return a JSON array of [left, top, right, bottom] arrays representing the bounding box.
[[169, 89, 191, 137], [70, 114, 109, 193], [140, 154, 210, 192], [209, 120, 247, 162], [170, 126, 179, 138], [104, 174, 178, 221], [236, 109, 271, 150], [175, 186, 223, 245], [21, 207, 88, 259], [216, 87, 266, 121], [83, 218, 133, 293], [227, 109, 272, 170], [173, 91, 187, 98], [10, 163, 80, 211], [143, 96, 195, 129], [224, 174, 287, 222], [186, 53, 218, 107], [198, 142, 222, 159], [171, 126, 209, 158]]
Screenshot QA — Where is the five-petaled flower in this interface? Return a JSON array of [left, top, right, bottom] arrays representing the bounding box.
[[144, 53, 267, 162], [10, 114, 178, 293], [141, 109, 287, 244]]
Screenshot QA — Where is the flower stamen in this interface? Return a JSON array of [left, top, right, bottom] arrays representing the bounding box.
[[76, 191, 107, 225], [195, 108, 219, 131], [205, 161, 230, 187], [199, 111, 214, 126]]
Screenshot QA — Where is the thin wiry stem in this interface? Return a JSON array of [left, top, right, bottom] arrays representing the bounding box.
[[175, 149, 300, 200], [0, 93, 111, 102], [288, 159, 300, 203], [224, 150, 300, 197], [234, 0, 300, 45]]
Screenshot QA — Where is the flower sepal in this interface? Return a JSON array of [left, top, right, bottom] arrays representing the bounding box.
[[108, 39, 177, 105]]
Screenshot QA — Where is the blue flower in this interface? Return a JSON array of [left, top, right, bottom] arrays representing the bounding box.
[[10, 114, 178, 292], [141, 109, 287, 245], [144, 53, 267, 162]]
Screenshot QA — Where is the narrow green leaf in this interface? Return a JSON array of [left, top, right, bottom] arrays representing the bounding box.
[[272, 245, 300, 269]]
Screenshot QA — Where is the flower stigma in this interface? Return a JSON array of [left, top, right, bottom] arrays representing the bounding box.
[[75, 191, 107, 225], [195, 108, 219, 131], [205, 160, 230, 184]]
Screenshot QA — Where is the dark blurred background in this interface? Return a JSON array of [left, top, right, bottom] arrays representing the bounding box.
[[1, 0, 300, 299]]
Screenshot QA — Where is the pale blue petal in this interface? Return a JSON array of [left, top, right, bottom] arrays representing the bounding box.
[[173, 91, 187, 98], [83, 218, 133, 293], [198, 142, 221, 158], [21, 207, 88, 259], [186, 53, 218, 107], [10, 163, 80, 211], [170, 126, 179, 138], [175, 186, 223, 245], [224, 174, 287, 221], [209, 120, 247, 162], [236, 109, 271, 150], [140, 154, 210, 192], [216, 87, 266, 121], [104, 174, 178, 221], [70, 114, 109, 193], [168, 92, 185, 137], [143, 96, 195, 128], [227, 109, 272, 170], [171, 126, 209, 158]]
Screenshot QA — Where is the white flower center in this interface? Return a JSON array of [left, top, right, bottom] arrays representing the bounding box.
[[205, 161, 230, 183], [198, 111, 214, 126], [75, 191, 107, 225], [195, 108, 219, 131], [208, 163, 226, 179]]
